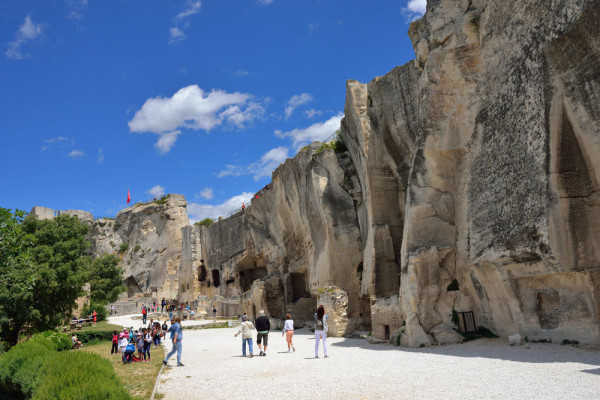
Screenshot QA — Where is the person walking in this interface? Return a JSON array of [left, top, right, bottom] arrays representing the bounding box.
[[161, 298, 166, 313], [111, 304, 115, 315], [163, 316, 184, 367], [162, 320, 169, 340], [234, 315, 255, 357], [111, 330, 119, 355], [143, 327, 152, 362], [92, 309, 97, 326], [314, 305, 329, 358], [142, 304, 147, 324], [255, 310, 270, 356], [282, 313, 295, 352], [212, 305, 217, 321]]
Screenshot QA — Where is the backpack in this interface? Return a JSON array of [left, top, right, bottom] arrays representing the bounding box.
[[316, 318, 324, 330], [112, 334, 118, 344]]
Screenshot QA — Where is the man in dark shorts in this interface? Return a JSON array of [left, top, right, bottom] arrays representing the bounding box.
[[255, 310, 270, 356]]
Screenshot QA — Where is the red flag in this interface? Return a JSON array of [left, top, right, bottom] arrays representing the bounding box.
[[127, 188, 131, 204]]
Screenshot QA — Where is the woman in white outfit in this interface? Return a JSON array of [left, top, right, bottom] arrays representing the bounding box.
[[314, 305, 329, 358]]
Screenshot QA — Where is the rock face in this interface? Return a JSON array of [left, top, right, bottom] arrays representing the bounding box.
[[178, 143, 369, 333], [89, 194, 189, 299], [178, 0, 600, 346], [33, 0, 600, 347]]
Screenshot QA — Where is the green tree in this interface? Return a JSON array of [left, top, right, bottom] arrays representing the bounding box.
[[87, 254, 126, 304], [21, 214, 91, 337], [0, 208, 36, 346]]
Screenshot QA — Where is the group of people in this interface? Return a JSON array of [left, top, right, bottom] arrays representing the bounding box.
[[234, 305, 330, 358], [113, 318, 173, 364]]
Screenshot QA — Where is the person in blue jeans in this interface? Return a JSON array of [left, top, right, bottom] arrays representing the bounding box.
[[163, 316, 184, 366], [234, 315, 255, 357]]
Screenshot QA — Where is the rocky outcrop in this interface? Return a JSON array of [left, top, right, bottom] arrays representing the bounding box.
[[89, 194, 189, 299], [178, 142, 369, 334]]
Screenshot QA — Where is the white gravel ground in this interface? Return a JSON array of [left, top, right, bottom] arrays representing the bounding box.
[[109, 315, 600, 400]]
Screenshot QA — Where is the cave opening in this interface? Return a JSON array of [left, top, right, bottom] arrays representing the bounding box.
[[211, 269, 221, 287], [125, 276, 143, 297], [290, 272, 310, 301], [239, 267, 267, 292], [198, 264, 207, 282]]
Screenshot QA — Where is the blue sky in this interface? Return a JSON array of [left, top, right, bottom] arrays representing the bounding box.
[[0, 0, 426, 221]]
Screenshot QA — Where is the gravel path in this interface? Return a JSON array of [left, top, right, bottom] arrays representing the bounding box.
[[144, 324, 600, 400]]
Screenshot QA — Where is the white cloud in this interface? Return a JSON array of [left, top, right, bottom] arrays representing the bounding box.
[[146, 185, 165, 198], [304, 108, 322, 119], [169, 27, 186, 44], [197, 188, 214, 200], [233, 69, 249, 77], [129, 85, 264, 154], [97, 148, 104, 164], [256, 0, 274, 5], [5, 15, 44, 60], [218, 146, 289, 181], [68, 149, 85, 158], [66, 0, 88, 21], [42, 136, 74, 152], [188, 192, 254, 221], [175, 1, 201, 20], [275, 113, 343, 150], [154, 130, 182, 154], [169, 1, 202, 44], [403, 0, 427, 21], [284, 93, 312, 120]]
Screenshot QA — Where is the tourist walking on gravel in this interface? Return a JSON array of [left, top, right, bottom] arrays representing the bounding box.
[[163, 316, 184, 367], [142, 304, 147, 324], [314, 305, 329, 358], [282, 313, 295, 352], [234, 315, 256, 357], [255, 310, 270, 356]]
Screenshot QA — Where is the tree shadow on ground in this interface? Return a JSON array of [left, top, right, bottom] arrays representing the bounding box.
[[330, 337, 600, 366]]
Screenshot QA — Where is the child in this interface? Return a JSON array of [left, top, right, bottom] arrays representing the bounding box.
[[136, 330, 144, 359], [111, 330, 119, 355], [71, 333, 82, 349], [119, 334, 129, 358]]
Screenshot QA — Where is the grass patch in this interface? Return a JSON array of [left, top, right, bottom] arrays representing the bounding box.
[[561, 339, 579, 345], [83, 341, 164, 399], [78, 321, 123, 333]]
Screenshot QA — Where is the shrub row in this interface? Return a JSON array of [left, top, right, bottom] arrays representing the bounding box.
[[75, 330, 114, 344], [0, 331, 131, 399], [34, 352, 131, 400]]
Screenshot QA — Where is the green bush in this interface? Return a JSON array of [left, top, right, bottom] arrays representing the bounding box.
[[75, 330, 114, 344], [118, 242, 129, 253], [155, 195, 170, 205], [33, 351, 132, 400], [194, 218, 214, 227], [0, 340, 54, 397], [81, 301, 108, 322], [30, 331, 72, 352], [133, 245, 141, 252]]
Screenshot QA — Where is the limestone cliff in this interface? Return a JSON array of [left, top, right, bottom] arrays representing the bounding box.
[[89, 194, 189, 299], [51, 0, 600, 347], [178, 142, 368, 332], [177, 0, 600, 346]]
